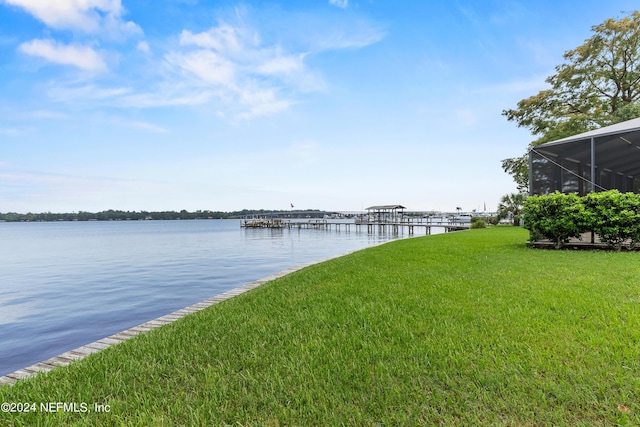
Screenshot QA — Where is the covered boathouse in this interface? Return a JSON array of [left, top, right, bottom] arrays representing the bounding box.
[[364, 204, 407, 223], [529, 117, 640, 195]]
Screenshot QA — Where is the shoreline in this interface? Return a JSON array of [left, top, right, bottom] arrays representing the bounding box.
[[0, 245, 383, 387]]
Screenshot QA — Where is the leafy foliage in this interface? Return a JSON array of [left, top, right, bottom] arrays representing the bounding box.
[[497, 192, 527, 226], [470, 216, 487, 228], [524, 190, 640, 249], [500, 156, 530, 193], [502, 12, 640, 188], [583, 191, 640, 249], [523, 192, 586, 248]]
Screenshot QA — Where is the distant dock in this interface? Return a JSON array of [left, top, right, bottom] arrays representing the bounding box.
[[241, 204, 472, 235], [241, 218, 470, 235]]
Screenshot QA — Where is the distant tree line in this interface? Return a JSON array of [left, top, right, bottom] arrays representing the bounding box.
[[0, 209, 325, 222]]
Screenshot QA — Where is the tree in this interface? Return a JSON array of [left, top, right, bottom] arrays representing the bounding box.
[[502, 11, 640, 189], [497, 193, 527, 226], [501, 156, 530, 193]]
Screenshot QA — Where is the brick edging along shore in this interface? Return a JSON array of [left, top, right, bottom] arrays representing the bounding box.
[[0, 259, 328, 387]]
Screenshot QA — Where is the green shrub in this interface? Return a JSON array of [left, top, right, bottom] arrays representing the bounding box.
[[523, 190, 640, 250], [523, 192, 586, 248], [583, 190, 640, 250], [487, 215, 499, 226], [470, 217, 487, 229]]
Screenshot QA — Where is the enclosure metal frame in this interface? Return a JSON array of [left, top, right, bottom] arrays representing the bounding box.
[[529, 117, 640, 196]]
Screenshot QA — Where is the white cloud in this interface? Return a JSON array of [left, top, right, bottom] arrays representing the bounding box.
[[179, 25, 247, 53], [6, 5, 382, 122], [308, 20, 386, 51], [166, 50, 236, 87], [235, 85, 294, 120], [161, 11, 384, 120], [18, 39, 107, 72], [329, 0, 349, 8], [136, 41, 151, 54], [46, 84, 131, 103], [121, 89, 212, 108], [4, 0, 140, 37], [166, 21, 314, 120], [258, 54, 305, 75]]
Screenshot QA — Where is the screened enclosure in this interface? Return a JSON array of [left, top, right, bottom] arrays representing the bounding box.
[[530, 117, 640, 195]]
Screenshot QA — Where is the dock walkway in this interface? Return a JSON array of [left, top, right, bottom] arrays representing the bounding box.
[[240, 218, 470, 234]]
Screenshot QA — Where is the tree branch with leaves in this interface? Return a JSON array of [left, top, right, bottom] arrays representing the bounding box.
[[502, 11, 640, 191]]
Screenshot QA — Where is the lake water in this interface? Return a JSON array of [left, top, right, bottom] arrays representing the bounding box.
[[0, 219, 440, 377]]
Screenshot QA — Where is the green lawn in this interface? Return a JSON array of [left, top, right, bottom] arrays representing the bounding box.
[[1, 227, 639, 426]]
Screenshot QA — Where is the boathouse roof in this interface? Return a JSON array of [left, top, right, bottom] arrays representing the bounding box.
[[529, 117, 640, 195], [365, 204, 407, 210]]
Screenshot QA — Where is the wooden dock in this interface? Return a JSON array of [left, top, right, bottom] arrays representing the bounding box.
[[241, 218, 470, 235]]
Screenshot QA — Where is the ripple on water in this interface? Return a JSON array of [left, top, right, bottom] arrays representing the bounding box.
[[0, 219, 409, 376]]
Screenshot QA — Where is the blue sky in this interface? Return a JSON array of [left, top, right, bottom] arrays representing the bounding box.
[[1, 1, 638, 213]]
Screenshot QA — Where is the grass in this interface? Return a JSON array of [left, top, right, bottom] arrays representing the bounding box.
[[1, 227, 639, 425]]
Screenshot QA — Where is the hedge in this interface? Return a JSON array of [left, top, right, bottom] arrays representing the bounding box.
[[523, 190, 640, 250]]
